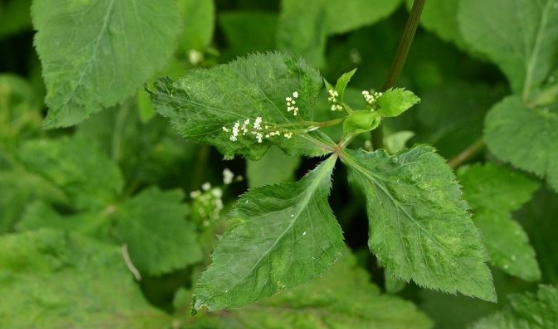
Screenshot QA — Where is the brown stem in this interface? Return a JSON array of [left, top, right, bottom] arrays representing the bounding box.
[[448, 139, 485, 169], [372, 0, 427, 150]]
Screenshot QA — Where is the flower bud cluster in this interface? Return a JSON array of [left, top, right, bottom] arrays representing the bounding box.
[[362, 90, 383, 106]]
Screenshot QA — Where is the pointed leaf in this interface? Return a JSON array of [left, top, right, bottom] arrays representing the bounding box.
[[472, 285, 558, 329], [484, 96, 558, 192], [459, 0, 558, 94], [377, 88, 420, 118], [343, 146, 495, 301], [194, 155, 344, 310], [231, 251, 433, 329], [150, 52, 335, 160], [32, 0, 181, 127]]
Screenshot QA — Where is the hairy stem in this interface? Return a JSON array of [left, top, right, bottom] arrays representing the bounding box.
[[448, 138, 485, 169], [371, 0, 427, 150]]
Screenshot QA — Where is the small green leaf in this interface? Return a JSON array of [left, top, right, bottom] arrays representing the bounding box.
[[343, 146, 496, 301], [459, 0, 558, 94], [484, 96, 558, 192], [231, 251, 433, 329], [343, 110, 381, 135], [17, 136, 123, 211], [32, 0, 181, 127], [0, 229, 171, 329], [194, 155, 344, 310], [335, 68, 357, 103], [377, 88, 420, 117], [150, 52, 335, 160], [472, 285, 558, 329]]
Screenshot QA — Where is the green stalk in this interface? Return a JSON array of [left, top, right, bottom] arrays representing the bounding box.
[[372, 0, 427, 150]]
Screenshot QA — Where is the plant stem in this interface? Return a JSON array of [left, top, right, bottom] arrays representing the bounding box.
[[372, 0, 427, 150], [448, 138, 485, 169]]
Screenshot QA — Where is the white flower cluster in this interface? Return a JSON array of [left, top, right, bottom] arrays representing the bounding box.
[[328, 89, 343, 111], [223, 116, 265, 143], [190, 182, 224, 221], [286, 91, 299, 116], [362, 90, 383, 105]]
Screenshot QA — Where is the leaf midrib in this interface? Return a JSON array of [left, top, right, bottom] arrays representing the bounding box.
[[200, 155, 337, 305]]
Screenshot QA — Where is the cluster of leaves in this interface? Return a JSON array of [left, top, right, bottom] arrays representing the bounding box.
[[1, 0, 557, 328]]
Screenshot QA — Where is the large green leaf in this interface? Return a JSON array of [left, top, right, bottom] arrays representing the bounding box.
[[458, 164, 541, 281], [229, 251, 433, 329], [459, 0, 558, 95], [176, 0, 215, 53], [484, 96, 558, 192], [277, 0, 402, 67], [343, 146, 496, 301], [150, 52, 335, 160], [194, 155, 344, 310], [17, 137, 123, 211], [406, 0, 466, 49], [32, 0, 181, 127], [0, 229, 171, 328], [472, 285, 558, 329], [113, 187, 203, 275], [17, 187, 203, 276], [219, 11, 278, 56]]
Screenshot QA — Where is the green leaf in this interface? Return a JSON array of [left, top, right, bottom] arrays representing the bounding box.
[[113, 187, 203, 275], [472, 285, 558, 329], [324, 0, 403, 35], [377, 88, 420, 117], [176, 0, 215, 53], [229, 251, 433, 329], [150, 52, 335, 160], [277, 0, 403, 67], [0, 74, 42, 158], [343, 111, 382, 135], [335, 68, 357, 103], [277, 0, 327, 67], [17, 187, 203, 276], [17, 136, 123, 211], [484, 96, 558, 192], [0, 229, 171, 329], [247, 146, 301, 188], [194, 155, 344, 310], [32, 0, 181, 128], [343, 146, 496, 301], [219, 11, 278, 55], [406, 0, 467, 49], [459, 0, 558, 94], [458, 164, 541, 281]]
